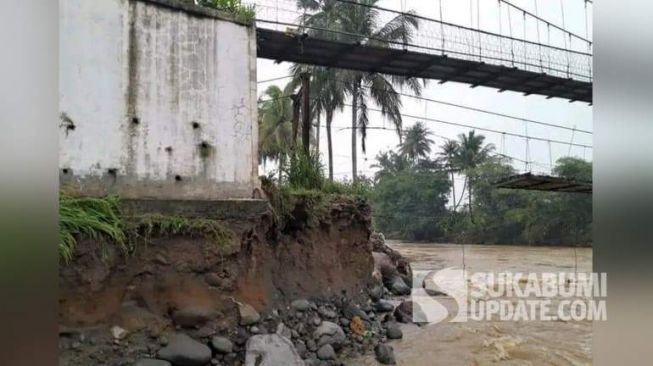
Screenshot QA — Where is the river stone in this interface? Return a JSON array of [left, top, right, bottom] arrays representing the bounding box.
[[394, 300, 426, 323], [373, 300, 395, 313], [368, 284, 385, 302], [291, 299, 311, 312], [384, 322, 403, 340], [388, 276, 411, 296], [313, 321, 346, 349], [245, 334, 305, 366], [134, 359, 171, 366], [374, 344, 396, 365], [343, 303, 369, 321], [318, 306, 337, 319], [317, 344, 336, 360], [238, 303, 260, 326], [172, 306, 213, 328], [157, 333, 212, 366], [133, 359, 171, 366], [210, 336, 233, 354]]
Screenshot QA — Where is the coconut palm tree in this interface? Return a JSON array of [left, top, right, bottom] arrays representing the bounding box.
[[296, 0, 423, 181], [290, 64, 346, 181], [258, 84, 295, 181], [454, 130, 495, 222], [439, 139, 460, 209], [398, 122, 434, 161]]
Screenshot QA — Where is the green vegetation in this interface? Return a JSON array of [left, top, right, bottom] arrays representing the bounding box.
[[126, 214, 233, 246], [294, 0, 424, 181], [197, 0, 256, 23], [59, 195, 233, 263], [367, 126, 592, 246], [59, 194, 126, 263]]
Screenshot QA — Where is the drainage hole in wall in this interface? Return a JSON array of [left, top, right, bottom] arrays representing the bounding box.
[[131, 117, 140, 125], [175, 175, 182, 182], [191, 121, 200, 129]]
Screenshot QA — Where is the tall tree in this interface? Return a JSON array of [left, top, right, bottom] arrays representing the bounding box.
[[399, 122, 434, 161], [258, 84, 295, 181], [454, 130, 495, 222], [297, 0, 424, 181], [439, 139, 460, 209], [290, 65, 346, 181]]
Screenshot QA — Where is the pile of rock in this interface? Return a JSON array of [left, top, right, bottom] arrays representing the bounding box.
[[59, 232, 422, 366]]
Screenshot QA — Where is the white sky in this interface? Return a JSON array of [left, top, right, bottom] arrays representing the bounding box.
[[256, 0, 593, 197]]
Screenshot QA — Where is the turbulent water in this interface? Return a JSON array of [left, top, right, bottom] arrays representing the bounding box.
[[350, 242, 593, 366]]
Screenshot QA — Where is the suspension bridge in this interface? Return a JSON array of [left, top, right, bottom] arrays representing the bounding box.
[[247, 0, 592, 103]]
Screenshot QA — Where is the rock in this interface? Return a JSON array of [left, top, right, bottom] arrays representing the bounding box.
[[291, 299, 311, 312], [154, 253, 169, 265], [384, 322, 403, 340], [294, 340, 307, 357], [343, 303, 369, 321], [318, 306, 337, 319], [373, 301, 395, 313], [204, 273, 222, 287], [134, 359, 171, 366], [250, 326, 260, 334], [375, 344, 396, 365], [316, 344, 336, 360], [311, 317, 321, 326], [368, 284, 385, 302], [388, 276, 411, 296], [111, 326, 128, 340], [245, 334, 304, 366], [276, 323, 292, 340], [238, 303, 261, 326], [158, 336, 169, 346], [394, 300, 427, 323], [172, 306, 213, 328], [210, 336, 233, 354], [306, 339, 317, 352], [313, 321, 346, 349], [339, 318, 350, 327], [157, 333, 212, 366], [234, 327, 249, 346]]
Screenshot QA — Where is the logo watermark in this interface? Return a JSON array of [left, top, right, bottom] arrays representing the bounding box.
[[411, 268, 607, 324]]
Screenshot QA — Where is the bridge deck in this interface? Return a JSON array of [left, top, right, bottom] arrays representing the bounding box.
[[496, 173, 592, 193], [257, 29, 592, 103]]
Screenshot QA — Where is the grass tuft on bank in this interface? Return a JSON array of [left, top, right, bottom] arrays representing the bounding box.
[[59, 194, 234, 263]]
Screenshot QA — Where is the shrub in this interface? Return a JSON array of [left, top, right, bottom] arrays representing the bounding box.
[[197, 0, 256, 23], [283, 149, 325, 191]]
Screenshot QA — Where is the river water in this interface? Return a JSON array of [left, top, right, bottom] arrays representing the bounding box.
[[350, 242, 593, 366]]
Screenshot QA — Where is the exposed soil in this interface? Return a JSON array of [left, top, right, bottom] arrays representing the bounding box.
[[59, 195, 376, 365]]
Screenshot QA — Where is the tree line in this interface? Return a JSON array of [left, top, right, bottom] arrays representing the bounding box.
[[256, 0, 592, 246]]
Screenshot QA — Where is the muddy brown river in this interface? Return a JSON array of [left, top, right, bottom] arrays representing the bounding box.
[[350, 242, 593, 366]]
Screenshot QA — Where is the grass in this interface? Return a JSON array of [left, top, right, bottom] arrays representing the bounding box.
[[197, 0, 256, 23], [59, 194, 233, 263], [59, 194, 126, 263], [126, 214, 233, 246]]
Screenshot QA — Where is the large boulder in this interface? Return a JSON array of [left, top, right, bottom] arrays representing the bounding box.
[[245, 334, 305, 366], [157, 333, 212, 366], [384, 321, 403, 340], [313, 321, 346, 349], [387, 276, 411, 296]]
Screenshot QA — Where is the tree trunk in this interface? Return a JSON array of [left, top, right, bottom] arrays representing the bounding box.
[[468, 177, 474, 223], [351, 81, 359, 181], [450, 170, 457, 209], [315, 113, 321, 155], [300, 72, 311, 154], [326, 110, 334, 181]]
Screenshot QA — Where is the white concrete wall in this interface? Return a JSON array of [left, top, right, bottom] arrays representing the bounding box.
[[59, 0, 258, 199]]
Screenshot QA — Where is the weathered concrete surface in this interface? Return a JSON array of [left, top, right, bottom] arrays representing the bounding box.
[[59, 0, 258, 199]]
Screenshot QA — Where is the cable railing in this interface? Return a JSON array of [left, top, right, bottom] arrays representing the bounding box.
[[245, 0, 592, 82]]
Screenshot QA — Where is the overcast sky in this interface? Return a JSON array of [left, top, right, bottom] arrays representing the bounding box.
[[255, 0, 593, 192]]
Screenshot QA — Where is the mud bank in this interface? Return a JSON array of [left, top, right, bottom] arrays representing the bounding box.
[[59, 194, 412, 365]]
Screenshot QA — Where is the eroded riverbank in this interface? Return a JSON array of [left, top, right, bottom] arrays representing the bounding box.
[[350, 242, 593, 366]]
